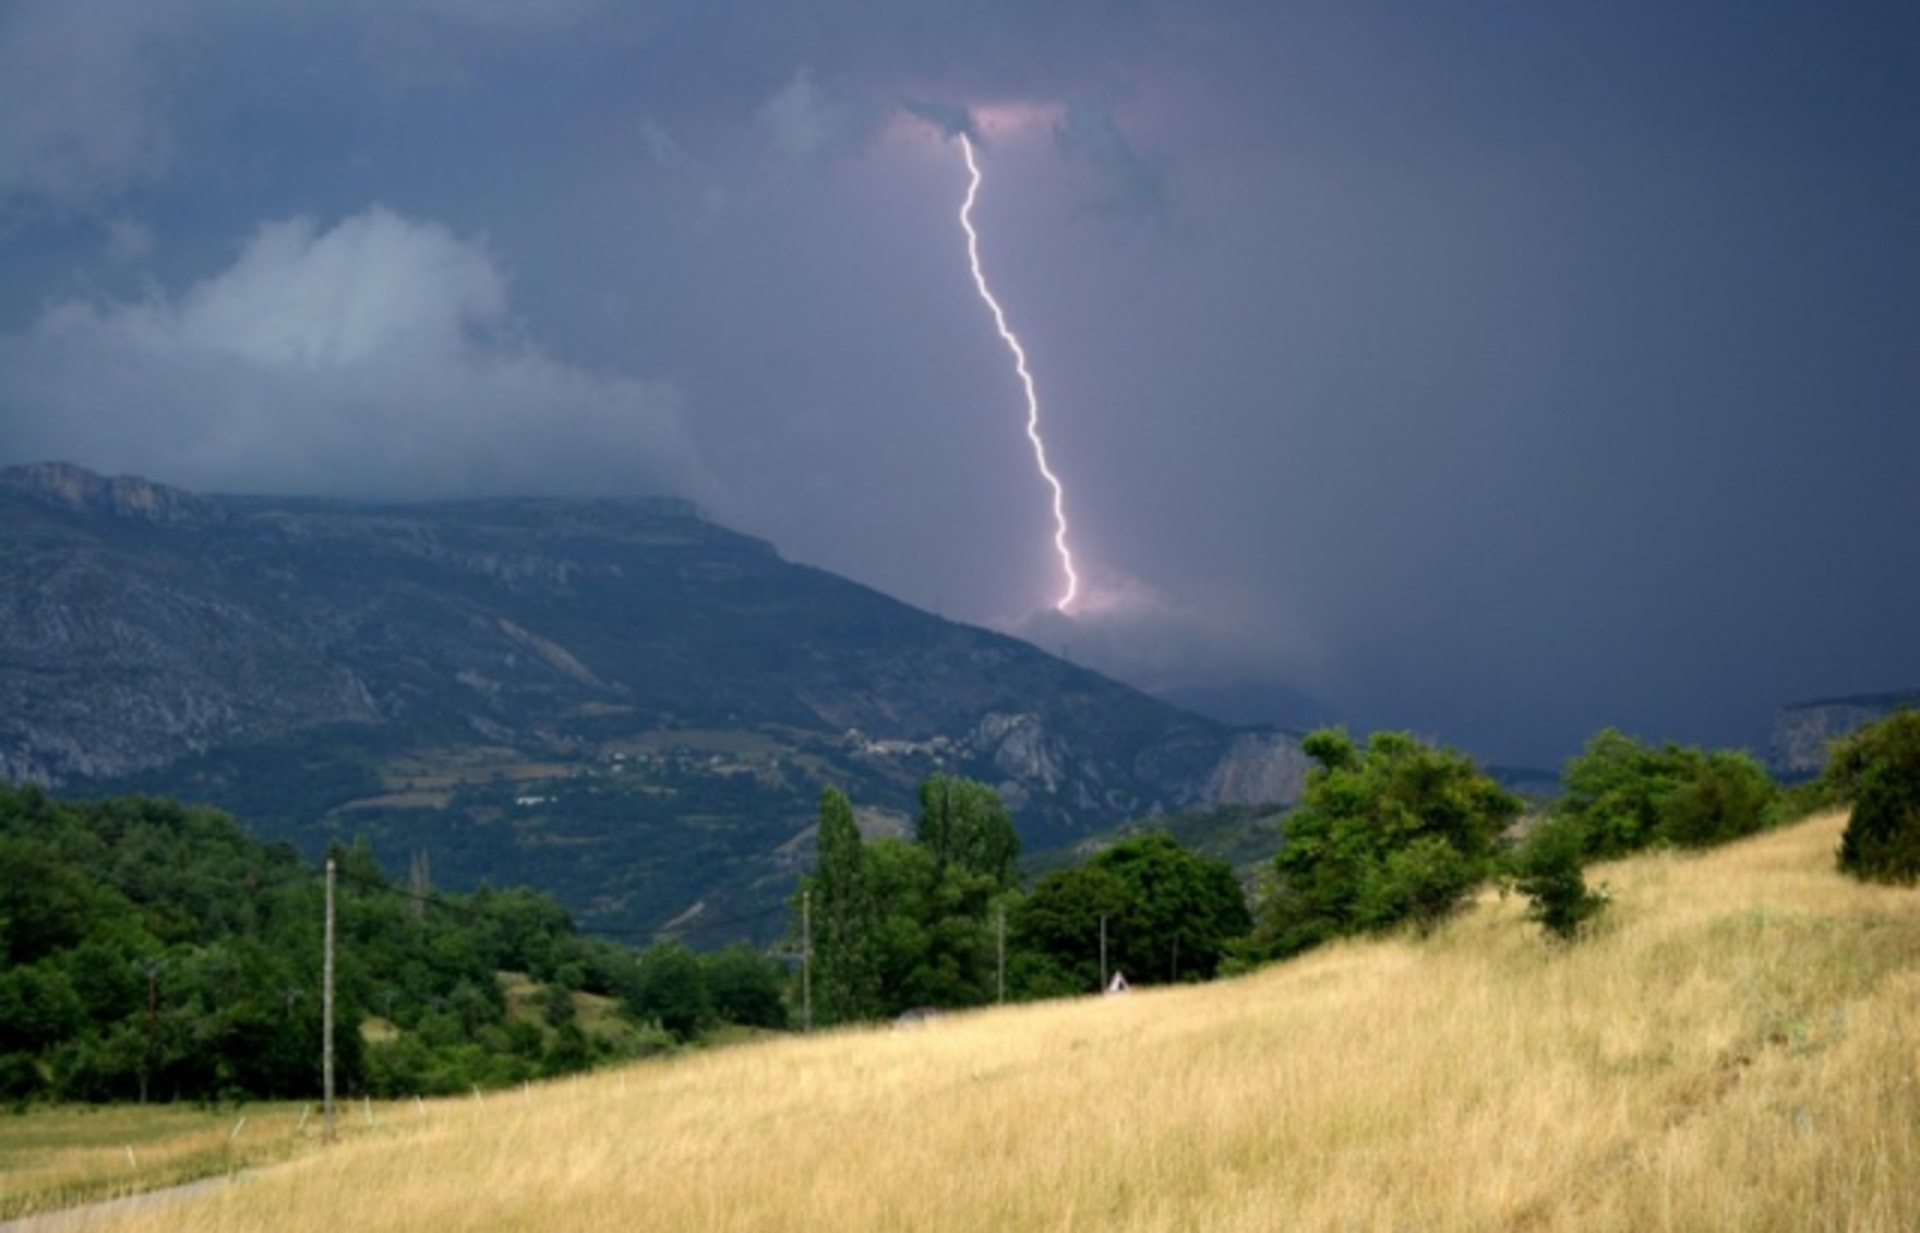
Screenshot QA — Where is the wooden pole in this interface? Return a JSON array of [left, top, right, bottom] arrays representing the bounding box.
[[323, 855, 336, 1144]]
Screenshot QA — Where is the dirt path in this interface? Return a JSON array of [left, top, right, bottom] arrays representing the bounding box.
[[0, 1176, 237, 1232]]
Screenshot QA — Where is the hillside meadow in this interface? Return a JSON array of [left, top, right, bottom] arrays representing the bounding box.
[[21, 810, 1920, 1232]]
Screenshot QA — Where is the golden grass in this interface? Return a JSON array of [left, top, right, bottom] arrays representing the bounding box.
[[0, 1101, 369, 1222], [51, 811, 1920, 1231]]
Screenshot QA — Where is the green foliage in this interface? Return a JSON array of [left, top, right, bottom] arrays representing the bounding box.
[[1012, 864, 1129, 996], [1662, 750, 1777, 848], [0, 782, 779, 1104], [1016, 832, 1250, 991], [915, 774, 1020, 890], [793, 775, 1251, 1015], [1557, 729, 1777, 857], [876, 837, 1017, 1013], [807, 787, 881, 1025], [1249, 729, 1519, 960], [1508, 819, 1607, 940], [1830, 711, 1920, 883], [699, 944, 788, 1030], [628, 941, 710, 1038], [1557, 729, 1670, 855]]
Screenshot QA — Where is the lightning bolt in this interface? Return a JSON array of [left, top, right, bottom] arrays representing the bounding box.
[[957, 133, 1080, 613]]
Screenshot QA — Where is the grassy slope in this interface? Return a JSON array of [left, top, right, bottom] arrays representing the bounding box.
[[53, 811, 1920, 1231]]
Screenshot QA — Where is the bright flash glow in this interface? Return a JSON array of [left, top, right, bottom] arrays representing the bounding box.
[[957, 133, 1079, 613]]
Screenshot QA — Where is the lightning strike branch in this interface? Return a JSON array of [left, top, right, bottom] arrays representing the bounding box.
[[957, 133, 1080, 612]]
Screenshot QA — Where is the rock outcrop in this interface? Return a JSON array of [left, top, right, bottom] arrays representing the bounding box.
[[1769, 690, 1920, 778]]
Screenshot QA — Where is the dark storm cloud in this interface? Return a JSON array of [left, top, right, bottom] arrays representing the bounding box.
[[0, 1, 1914, 767], [1053, 98, 1166, 225], [0, 0, 180, 208]]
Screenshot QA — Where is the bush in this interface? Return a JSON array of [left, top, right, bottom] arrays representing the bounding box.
[[1509, 819, 1606, 941], [1248, 729, 1519, 960], [1661, 750, 1776, 848], [1557, 730, 1778, 857], [1830, 711, 1920, 883]]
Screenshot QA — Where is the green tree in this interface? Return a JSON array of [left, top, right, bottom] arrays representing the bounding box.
[[1556, 728, 1670, 856], [915, 774, 1020, 889], [1661, 749, 1776, 848], [863, 838, 1004, 1013], [628, 941, 709, 1039], [701, 944, 789, 1030], [1012, 863, 1129, 996], [1014, 833, 1249, 992], [807, 787, 880, 1025], [1830, 711, 1920, 883], [1508, 819, 1607, 941], [1557, 729, 1777, 857], [1090, 832, 1250, 983], [1250, 729, 1519, 960]]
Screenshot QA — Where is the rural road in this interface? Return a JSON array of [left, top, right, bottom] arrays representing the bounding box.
[[0, 1176, 236, 1232]]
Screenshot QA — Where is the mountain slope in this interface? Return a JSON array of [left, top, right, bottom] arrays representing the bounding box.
[[0, 463, 1305, 943]]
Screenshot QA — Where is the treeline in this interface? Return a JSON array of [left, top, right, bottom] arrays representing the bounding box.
[[793, 723, 1828, 1023], [1242, 714, 1920, 960], [12, 712, 1909, 1101], [1236, 726, 1801, 959], [799, 775, 1250, 1026], [0, 784, 786, 1106]]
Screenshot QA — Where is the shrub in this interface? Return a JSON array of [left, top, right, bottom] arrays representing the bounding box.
[[1249, 729, 1519, 960], [1557, 729, 1778, 857], [1660, 750, 1776, 848], [1509, 819, 1606, 940], [1830, 711, 1920, 883]]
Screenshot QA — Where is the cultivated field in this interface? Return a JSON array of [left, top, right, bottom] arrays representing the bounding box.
[[22, 810, 1920, 1231]]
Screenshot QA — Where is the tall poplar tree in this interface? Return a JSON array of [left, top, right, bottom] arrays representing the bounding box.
[[914, 774, 1019, 890], [811, 787, 879, 1024]]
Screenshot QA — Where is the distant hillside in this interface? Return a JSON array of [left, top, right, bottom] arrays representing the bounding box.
[[0, 463, 1306, 944], [1770, 688, 1920, 778], [1025, 801, 1287, 885]]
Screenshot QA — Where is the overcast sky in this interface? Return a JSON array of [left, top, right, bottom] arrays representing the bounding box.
[[1, 1, 1914, 767]]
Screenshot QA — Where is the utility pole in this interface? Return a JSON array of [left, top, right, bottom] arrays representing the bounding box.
[[323, 855, 336, 1144], [801, 888, 813, 1033], [136, 958, 165, 1105], [408, 849, 430, 925], [1099, 913, 1108, 994]]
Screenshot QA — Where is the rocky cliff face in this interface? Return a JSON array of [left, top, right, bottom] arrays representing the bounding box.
[[1, 464, 1304, 942], [1770, 690, 1920, 778], [1201, 731, 1313, 807], [0, 460, 227, 527], [0, 465, 379, 784]]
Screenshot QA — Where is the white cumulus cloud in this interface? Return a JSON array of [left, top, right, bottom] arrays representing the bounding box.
[[0, 205, 715, 503]]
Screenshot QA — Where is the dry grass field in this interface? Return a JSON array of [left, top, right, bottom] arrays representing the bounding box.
[[0, 1102, 342, 1222], [27, 810, 1920, 1231]]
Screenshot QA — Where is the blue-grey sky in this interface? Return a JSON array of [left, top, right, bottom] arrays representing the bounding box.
[[1, 1, 1914, 767]]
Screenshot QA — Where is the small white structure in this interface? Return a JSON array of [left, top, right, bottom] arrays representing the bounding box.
[[1106, 972, 1130, 995]]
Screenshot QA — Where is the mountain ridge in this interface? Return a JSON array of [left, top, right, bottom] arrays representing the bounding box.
[[0, 462, 1306, 943]]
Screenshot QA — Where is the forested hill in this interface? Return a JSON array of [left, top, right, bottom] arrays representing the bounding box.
[[0, 783, 700, 1104], [0, 462, 1306, 945]]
